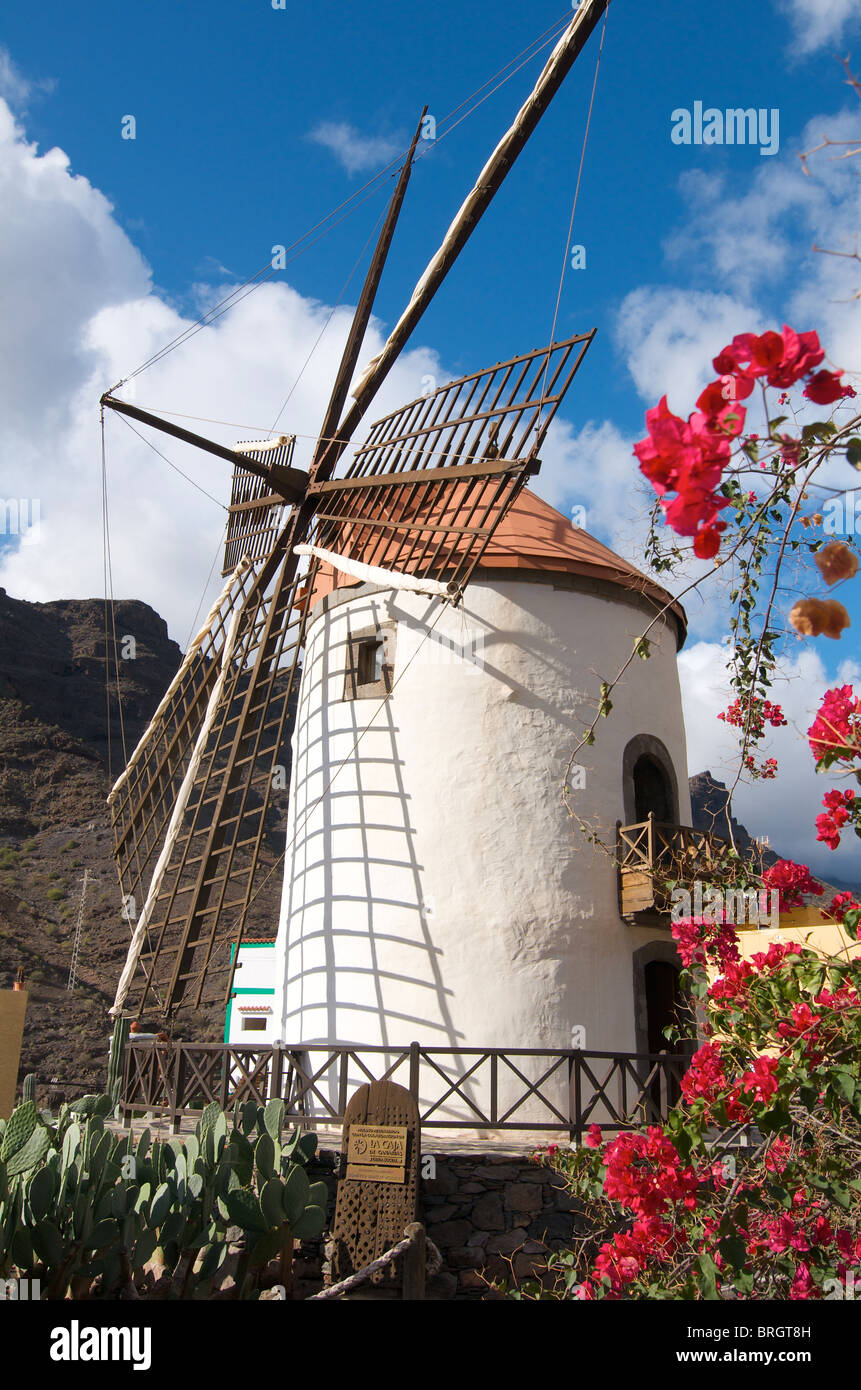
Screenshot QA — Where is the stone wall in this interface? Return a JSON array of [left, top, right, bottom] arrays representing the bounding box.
[[422, 1149, 576, 1298]]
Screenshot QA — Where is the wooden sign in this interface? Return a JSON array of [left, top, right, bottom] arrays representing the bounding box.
[[329, 1080, 420, 1288], [346, 1123, 407, 1183]]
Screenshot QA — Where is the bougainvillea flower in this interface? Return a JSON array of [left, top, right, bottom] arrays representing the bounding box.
[[693, 521, 727, 559], [804, 370, 856, 405], [789, 597, 851, 639], [816, 789, 856, 850], [721, 327, 825, 388], [762, 860, 823, 912], [808, 685, 861, 763], [814, 540, 859, 586]]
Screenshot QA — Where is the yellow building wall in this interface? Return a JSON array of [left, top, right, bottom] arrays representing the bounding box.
[[0, 990, 28, 1120], [734, 909, 861, 965]]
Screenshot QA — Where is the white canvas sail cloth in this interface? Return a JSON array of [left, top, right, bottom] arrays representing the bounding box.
[[108, 567, 249, 1018], [293, 543, 451, 597]]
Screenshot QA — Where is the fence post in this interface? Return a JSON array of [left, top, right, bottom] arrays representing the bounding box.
[[570, 1051, 582, 1145], [169, 1047, 182, 1134], [271, 1044, 283, 1103], [219, 1048, 230, 1112], [402, 1223, 426, 1300], [408, 1040, 420, 1106], [120, 1037, 133, 1127]]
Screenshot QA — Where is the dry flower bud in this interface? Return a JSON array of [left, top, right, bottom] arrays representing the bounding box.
[[814, 539, 859, 586]]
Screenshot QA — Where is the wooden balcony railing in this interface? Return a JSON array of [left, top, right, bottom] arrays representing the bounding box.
[[618, 815, 736, 917]]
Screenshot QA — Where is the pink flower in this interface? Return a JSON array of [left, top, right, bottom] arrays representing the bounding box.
[[585, 1124, 603, 1149], [804, 370, 856, 405]]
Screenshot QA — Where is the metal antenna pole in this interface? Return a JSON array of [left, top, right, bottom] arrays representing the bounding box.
[[67, 868, 90, 992]]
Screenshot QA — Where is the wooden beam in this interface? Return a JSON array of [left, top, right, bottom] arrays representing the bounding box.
[[101, 395, 308, 504], [309, 455, 525, 494], [332, 0, 610, 451], [311, 108, 428, 482]]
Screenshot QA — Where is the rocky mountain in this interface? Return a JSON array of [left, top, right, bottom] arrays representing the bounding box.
[[688, 770, 779, 868], [0, 589, 285, 1100]]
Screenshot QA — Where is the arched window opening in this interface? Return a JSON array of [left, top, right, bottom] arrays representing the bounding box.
[[633, 754, 673, 823]]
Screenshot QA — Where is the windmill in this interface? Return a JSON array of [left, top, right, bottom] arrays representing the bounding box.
[[103, 0, 609, 1023]]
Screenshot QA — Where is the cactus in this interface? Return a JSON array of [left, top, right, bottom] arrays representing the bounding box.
[[0, 1101, 38, 1163], [22, 1074, 36, 1104], [0, 1090, 327, 1299]]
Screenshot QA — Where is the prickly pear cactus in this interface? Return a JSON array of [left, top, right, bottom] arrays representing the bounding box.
[[0, 1101, 38, 1163]]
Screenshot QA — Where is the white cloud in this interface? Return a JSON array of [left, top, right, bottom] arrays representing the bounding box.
[[0, 97, 446, 643], [680, 639, 861, 881], [307, 121, 401, 175], [0, 45, 54, 111], [776, 0, 861, 54], [614, 286, 760, 411]]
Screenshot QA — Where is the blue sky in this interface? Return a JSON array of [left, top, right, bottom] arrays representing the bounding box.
[[0, 0, 860, 875]]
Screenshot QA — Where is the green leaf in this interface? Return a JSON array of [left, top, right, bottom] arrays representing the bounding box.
[[198, 1101, 221, 1138], [307, 1181, 328, 1210], [196, 1241, 227, 1282], [695, 1252, 720, 1300], [281, 1164, 310, 1225], [846, 438, 861, 470], [87, 1219, 119, 1252], [832, 1069, 856, 1104], [260, 1178, 286, 1229], [290, 1205, 325, 1240], [26, 1164, 57, 1222], [6, 1123, 52, 1177], [255, 1133, 276, 1182], [225, 1188, 267, 1233], [31, 1219, 63, 1268], [148, 1180, 173, 1228], [264, 1098, 285, 1142], [0, 1101, 38, 1162]]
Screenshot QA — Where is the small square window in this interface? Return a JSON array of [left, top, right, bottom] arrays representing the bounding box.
[[344, 622, 396, 700], [356, 638, 384, 686], [241, 1016, 267, 1032]]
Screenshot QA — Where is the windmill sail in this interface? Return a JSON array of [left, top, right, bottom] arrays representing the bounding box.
[[310, 333, 593, 588], [109, 532, 318, 1016], [222, 436, 295, 575]]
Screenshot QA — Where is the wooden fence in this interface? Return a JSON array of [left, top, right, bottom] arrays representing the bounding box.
[[121, 1040, 690, 1141]]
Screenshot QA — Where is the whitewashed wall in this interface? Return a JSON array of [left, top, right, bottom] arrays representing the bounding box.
[[272, 574, 690, 1123]]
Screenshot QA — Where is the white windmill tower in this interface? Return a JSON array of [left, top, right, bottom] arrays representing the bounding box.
[[263, 486, 690, 1122]]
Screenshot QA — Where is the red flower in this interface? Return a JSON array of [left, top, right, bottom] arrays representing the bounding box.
[[808, 685, 861, 763], [816, 788, 856, 850], [585, 1124, 603, 1149], [693, 521, 727, 559], [804, 370, 856, 405], [762, 860, 824, 913], [716, 326, 825, 389]]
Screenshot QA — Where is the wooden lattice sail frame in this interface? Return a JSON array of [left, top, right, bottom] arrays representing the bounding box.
[[103, 0, 610, 1018]]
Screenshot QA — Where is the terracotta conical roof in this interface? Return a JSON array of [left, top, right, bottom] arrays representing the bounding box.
[[306, 487, 686, 644], [475, 489, 686, 641]]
